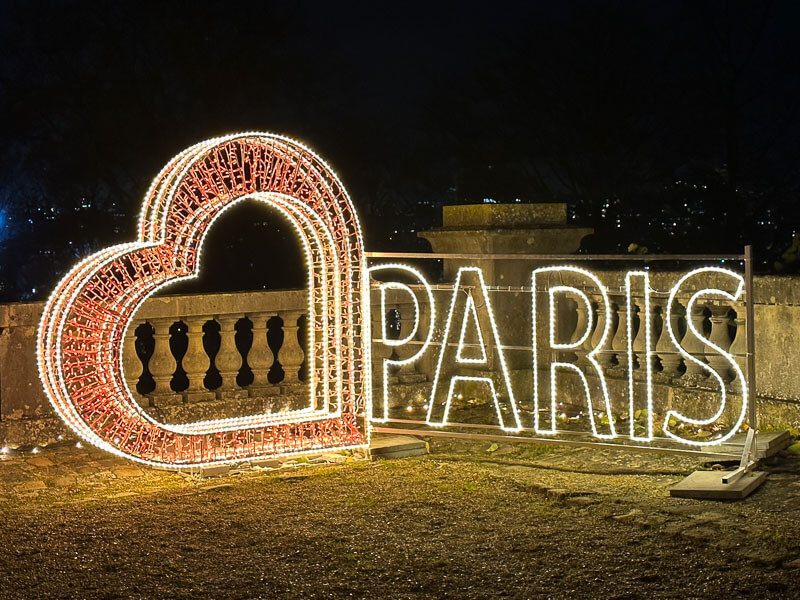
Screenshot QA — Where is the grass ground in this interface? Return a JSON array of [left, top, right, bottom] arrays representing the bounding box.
[[1, 438, 799, 599]]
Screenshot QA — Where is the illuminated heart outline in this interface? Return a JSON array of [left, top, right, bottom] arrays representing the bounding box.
[[37, 133, 370, 468]]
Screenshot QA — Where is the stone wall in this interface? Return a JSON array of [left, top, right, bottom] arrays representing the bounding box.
[[4, 274, 800, 446], [5, 202, 800, 446], [0, 289, 309, 445]]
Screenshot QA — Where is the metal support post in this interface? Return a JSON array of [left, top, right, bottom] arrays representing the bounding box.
[[723, 245, 759, 485]]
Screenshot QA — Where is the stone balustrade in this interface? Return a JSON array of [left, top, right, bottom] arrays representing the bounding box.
[[0, 289, 311, 442], [3, 270, 800, 445], [6, 203, 800, 447], [124, 290, 310, 424], [555, 288, 745, 388]]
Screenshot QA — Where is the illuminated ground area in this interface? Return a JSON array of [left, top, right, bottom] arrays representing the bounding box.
[[0, 440, 798, 599]]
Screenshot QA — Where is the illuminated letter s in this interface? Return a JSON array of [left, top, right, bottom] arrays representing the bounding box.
[[662, 268, 746, 445]]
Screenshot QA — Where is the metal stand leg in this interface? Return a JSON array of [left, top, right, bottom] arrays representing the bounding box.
[[722, 244, 760, 485], [722, 427, 758, 484]]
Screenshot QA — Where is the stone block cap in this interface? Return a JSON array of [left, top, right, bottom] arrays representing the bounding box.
[[442, 203, 567, 229]]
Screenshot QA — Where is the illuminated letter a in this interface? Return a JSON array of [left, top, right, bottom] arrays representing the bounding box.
[[426, 268, 522, 431]]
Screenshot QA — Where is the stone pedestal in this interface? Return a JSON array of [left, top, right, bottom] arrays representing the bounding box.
[[369, 435, 428, 460]]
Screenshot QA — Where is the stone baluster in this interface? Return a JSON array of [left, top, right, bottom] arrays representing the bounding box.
[[631, 296, 650, 371], [571, 295, 591, 366], [728, 306, 747, 392], [681, 301, 708, 379], [181, 317, 215, 403], [148, 318, 181, 406], [654, 298, 683, 378], [247, 312, 280, 399], [396, 301, 426, 383], [122, 320, 147, 407], [704, 303, 734, 382], [215, 315, 247, 399], [591, 294, 615, 367], [610, 296, 630, 369], [278, 310, 306, 391]]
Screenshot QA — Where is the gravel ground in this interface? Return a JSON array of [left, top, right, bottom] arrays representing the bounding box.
[[1, 439, 799, 599]]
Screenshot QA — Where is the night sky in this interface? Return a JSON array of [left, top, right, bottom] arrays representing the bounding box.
[[1, 1, 800, 301]]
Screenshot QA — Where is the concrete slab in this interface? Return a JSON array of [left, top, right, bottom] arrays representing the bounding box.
[[198, 464, 231, 478], [670, 470, 767, 500], [370, 435, 428, 460], [717, 431, 792, 460], [250, 458, 282, 469], [754, 431, 792, 457]]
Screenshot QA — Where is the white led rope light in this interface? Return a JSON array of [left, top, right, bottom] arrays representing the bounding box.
[[626, 271, 654, 441], [379, 282, 420, 347], [532, 266, 616, 439], [455, 294, 488, 363], [662, 267, 746, 446], [426, 267, 522, 432], [368, 263, 436, 423]]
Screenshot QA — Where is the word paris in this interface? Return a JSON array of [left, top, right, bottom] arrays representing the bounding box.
[[37, 133, 752, 470], [370, 263, 748, 448]]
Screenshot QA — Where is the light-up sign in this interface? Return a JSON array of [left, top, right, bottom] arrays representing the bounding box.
[[38, 133, 753, 469], [37, 133, 370, 468], [373, 264, 748, 448]]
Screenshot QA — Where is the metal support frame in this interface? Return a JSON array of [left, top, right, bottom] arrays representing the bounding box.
[[371, 424, 742, 459], [367, 247, 760, 468], [722, 245, 759, 484], [365, 251, 744, 261]]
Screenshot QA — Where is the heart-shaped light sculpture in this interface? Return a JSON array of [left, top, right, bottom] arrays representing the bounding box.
[[38, 133, 370, 468]]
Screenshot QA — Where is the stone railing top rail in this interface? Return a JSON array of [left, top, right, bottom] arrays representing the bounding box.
[[131, 289, 307, 320], [0, 288, 308, 328], [4, 269, 800, 329]]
